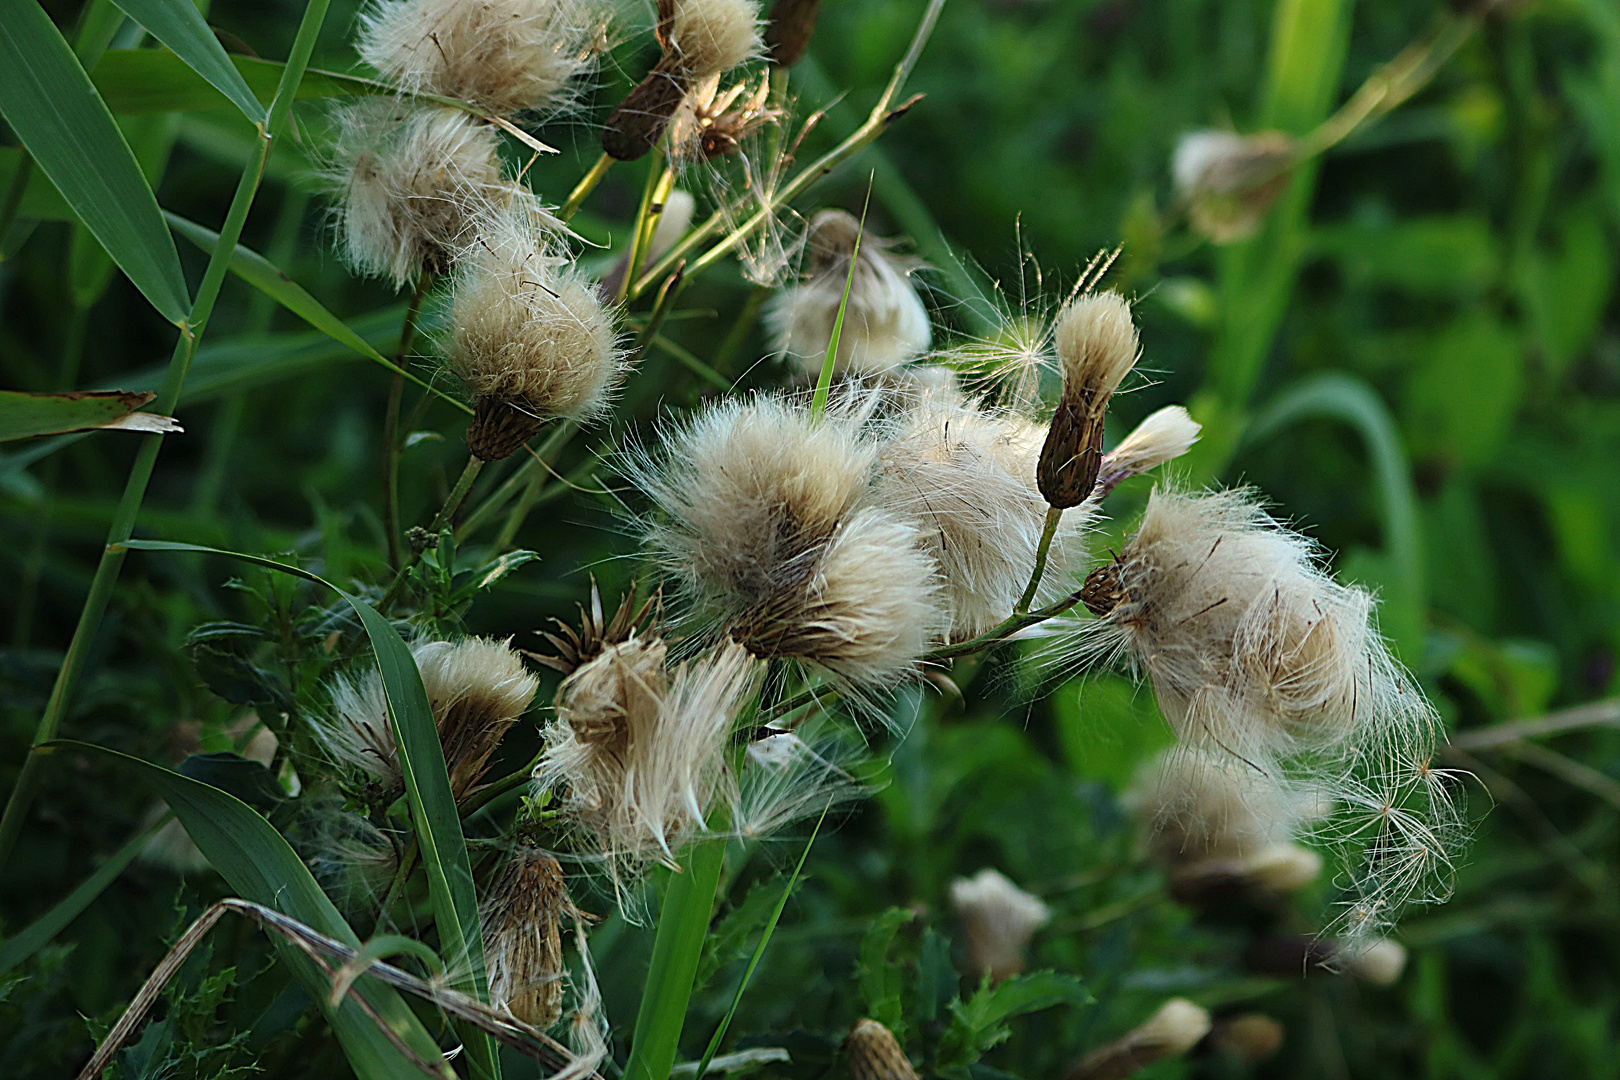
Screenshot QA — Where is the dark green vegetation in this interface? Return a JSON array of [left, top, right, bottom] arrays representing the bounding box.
[[3, 0, 1620, 1077]]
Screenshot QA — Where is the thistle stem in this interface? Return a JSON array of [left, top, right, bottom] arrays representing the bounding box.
[[0, 0, 332, 871], [561, 151, 614, 221], [383, 272, 433, 571], [618, 155, 673, 306], [1015, 506, 1065, 613], [428, 456, 484, 538], [458, 422, 575, 541]]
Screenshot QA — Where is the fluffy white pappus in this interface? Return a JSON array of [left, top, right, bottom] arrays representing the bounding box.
[[537, 640, 761, 892], [1097, 405, 1201, 491], [1053, 288, 1138, 397], [311, 636, 537, 798], [1125, 746, 1308, 865], [1130, 998, 1213, 1057], [1172, 129, 1295, 243], [628, 393, 946, 689], [450, 201, 627, 426], [325, 100, 509, 287], [768, 209, 931, 380], [669, 0, 762, 76], [948, 868, 1051, 982], [736, 719, 865, 841], [356, 0, 604, 116], [1079, 487, 1462, 934], [873, 393, 1092, 640]]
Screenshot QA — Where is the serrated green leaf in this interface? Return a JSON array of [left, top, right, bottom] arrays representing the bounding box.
[[936, 971, 1089, 1069], [47, 740, 451, 1080], [109, 0, 266, 121], [857, 908, 912, 1035], [0, 0, 189, 323]]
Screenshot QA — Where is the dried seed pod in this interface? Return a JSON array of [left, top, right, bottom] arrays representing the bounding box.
[[845, 1019, 919, 1080], [325, 100, 508, 287], [949, 868, 1050, 983], [1065, 998, 1211, 1080], [450, 202, 627, 459], [481, 847, 582, 1028], [356, 0, 604, 117], [1172, 130, 1295, 244], [767, 210, 931, 379], [533, 578, 661, 677], [1037, 290, 1138, 509], [764, 0, 821, 67], [602, 0, 763, 160]]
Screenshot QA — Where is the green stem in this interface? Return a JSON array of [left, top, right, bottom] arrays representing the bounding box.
[[0, 0, 332, 872], [561, 151, 614, 221], [491, 467, 548, 552], [383, 273, 433, 570], [927, 586, 1087, 663], [618, 152, 672, 306], [429, 456, 484, 537], [457, 422, 575, 541], [1014, 506, 1064, 613], [624, 838, 726, 1080]]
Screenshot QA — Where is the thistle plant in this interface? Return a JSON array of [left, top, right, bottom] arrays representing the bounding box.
[[8, 0, 1544, 1076]]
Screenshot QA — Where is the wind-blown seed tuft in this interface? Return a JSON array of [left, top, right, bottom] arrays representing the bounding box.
[[450, 202, 627, 458], [1039, 290, 1139, 508], [1173, 129, 1295, 243], [949, 868, 1051, 982], [627, 393, 946, 690], [1094, 405, 1201, 496], [325, 100, 510, 287], [768, 210, 931, 380], [669, 0, 763, 76], [356, 0, 603, 116]]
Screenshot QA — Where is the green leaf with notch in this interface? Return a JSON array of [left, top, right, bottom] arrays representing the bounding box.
[[0, 389, 180, 442]]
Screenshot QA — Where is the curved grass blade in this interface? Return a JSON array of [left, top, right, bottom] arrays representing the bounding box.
[[109, 0, 265, 122], [46, 740, 452, 1080], [0, 0, 189, 324], [166, 212, 472, 414], [0, 814, 166, 975], [92, 47, 381, 114], [115, 538, 498, 1078]]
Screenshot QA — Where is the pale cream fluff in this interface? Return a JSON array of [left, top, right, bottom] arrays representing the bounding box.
[[326, 100, 509, 286], [357, 0, 603, 116], [948, 868, 1050, 982], [768, 209, 931, 379], [669, 0, 762, 76], [1172, 129, 1295, 243]]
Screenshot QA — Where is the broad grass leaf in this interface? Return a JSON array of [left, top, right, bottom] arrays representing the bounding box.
[[0, 389, 179, 441], [48, 740, 451, 1080], [0, 0, 189, 323], [108, 0, 265, 121]]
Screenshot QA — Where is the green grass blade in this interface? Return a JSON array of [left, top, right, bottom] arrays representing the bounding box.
[[1246, 371, 1425, 659], [115, 538, 499, 1078], [0, 0, 189, 323], [626, 838, 727, 1080], [691, 807, 829, 1079], [91, 48, 380, 113], [50, 740, 451, 1080], [108, 0, 265, 122], [0, 815, 165, 975], [809, 190, 871, 422], [166, 212, 472, 413], [0, 389, 177, 441]]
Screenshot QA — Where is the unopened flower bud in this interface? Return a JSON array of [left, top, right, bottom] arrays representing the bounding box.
[[845, 1019, 919, 1080], [1066, 998, 1211, 1080], [1172, 130, 1295, 244], [1038, 290, 1138, 509], [764, 0, 821, 67]]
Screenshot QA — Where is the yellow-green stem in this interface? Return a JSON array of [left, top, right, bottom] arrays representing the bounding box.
[[561, 151, 614, 221]]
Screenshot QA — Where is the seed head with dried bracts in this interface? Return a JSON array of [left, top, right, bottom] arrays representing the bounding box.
[[1066, 998, 1211, 1080], [481, 846, 588, 1029], [313, 636, 539, 801], [668, 73, 782, 163], [949, 868, 1051, 983], [537, 641, 762, 888], [533, 578, 662, 678], [357, 0, 605, 117], [872, 389, 1091, 640], [602, 0, 763, 161], [325, 100, 511, 287], [768, 209, 931, 380], [626, 392, 946, 692], [450, 201, 627, 460], [1037, 288, 1139, 509], [1172, 129, 1295, 243]]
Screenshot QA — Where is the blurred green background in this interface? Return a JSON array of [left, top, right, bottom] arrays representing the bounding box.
[[5, 0, 1620, 1076]]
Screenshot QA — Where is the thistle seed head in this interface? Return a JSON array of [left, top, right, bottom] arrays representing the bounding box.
[[1066, 998, 1211, 1080], [1093, 405, 1201, 497], [325, 100, 508, 287], [1172, 129, 1295, 244], [948, 868, 1051, 983], [1039, 290, 1138, 508], [481, 847, 582, 1028], [356, 0, 604, 117], [768, 209, 931, 380], [668, 0, 763, 76]]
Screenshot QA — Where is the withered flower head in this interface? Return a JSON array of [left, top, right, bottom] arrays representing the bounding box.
[[948, 868, 1051, 983], [1173, 129, 1295, 244], [1067, 998, 1211, 1080], [534, 578, 661, 678], [1037, 289, 1139, 509], [481, 846, 586, 1028], [669, 73, 782, 162]]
